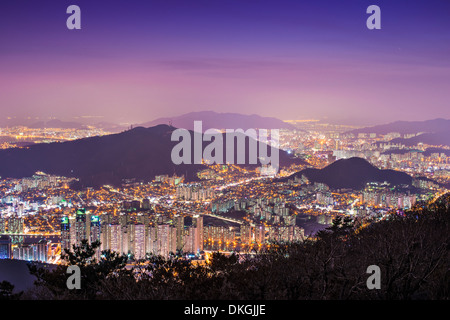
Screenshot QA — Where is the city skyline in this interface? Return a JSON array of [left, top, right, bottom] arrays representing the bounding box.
[[1, 0, 450, 125]]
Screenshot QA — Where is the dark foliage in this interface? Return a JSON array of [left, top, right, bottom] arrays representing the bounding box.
[[28, 240, 131, 299], [0, 281, 22, 300]]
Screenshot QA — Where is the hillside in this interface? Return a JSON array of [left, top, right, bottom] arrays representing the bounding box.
[[348, 118, 450, 135], [284, 157, 412, 190], [389, 131, 450, 147], [139, 111, 296, 131], [0, 124, 302, 188]]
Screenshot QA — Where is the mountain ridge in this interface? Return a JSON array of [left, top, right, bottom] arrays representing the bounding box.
[[139, 111, 297, 131], [0, 124, 303, 188], [347, 118, 450, 135], [283, 157, 413, 190], [388, 131, 450, 147]]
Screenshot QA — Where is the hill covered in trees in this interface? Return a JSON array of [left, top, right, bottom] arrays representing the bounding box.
[[139, 111, 296, 131], [0, 124, 302, 188], [283, 157, 413, 190]]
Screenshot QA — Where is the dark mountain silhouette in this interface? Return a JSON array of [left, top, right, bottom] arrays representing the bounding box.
[[381, 149, 422, 155], [389, 131, 450, 147], [423, 148, 450, 157], [348, 118, 450, 135], [93, 121, 128, 133], [284, 157, 412, 190], [0, 124, 303, 188], [139, 111, 296, 131], [382, 147, 450, 157]]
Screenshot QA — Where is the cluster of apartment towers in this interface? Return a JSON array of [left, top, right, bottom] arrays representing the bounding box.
[[60, 209, 204, 260]]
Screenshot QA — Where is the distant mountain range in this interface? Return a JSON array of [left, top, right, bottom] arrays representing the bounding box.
[[28, 119, 87, 130], [422, 148, 450, 157], [0, 124, 303, 188], [388, 131, 450, 147], [93, 122, 129, 133], [380, 148, 450, 157], [283, 157, 412, 190], [138, 111, 296, 131], [348, 118, 450, 135]]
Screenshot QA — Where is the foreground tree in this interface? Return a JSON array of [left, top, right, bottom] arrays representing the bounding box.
[[28, 240, 130, 299], [0, 281, 22, 300]]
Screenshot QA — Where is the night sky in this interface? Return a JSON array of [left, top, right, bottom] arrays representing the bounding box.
[[1, 0, 449, 125]]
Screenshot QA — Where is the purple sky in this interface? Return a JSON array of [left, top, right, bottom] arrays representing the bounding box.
[[1, 0, 449, 125]]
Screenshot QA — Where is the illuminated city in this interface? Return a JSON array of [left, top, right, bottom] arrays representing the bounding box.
[[0, 0, 449, 305], [0, 121, 448, 264]]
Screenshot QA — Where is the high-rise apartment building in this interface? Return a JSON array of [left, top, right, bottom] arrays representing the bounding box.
[[192, 215, 203, 252], [110, 224, 123, 254], [75, 209, 87, 245], [0, 217, 5, 233], [134, 224, 146, 260], [156, 224, 177, 258], [173, 215, 184, 251], [0, 236, 11, 259], [61, 216, 71, 250]]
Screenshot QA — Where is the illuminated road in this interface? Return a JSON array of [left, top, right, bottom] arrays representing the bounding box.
[[215, 175, 271, 191], [156, 202, 244, 225], [430, 190, 449, 204], [201, 213, 244, 225]]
